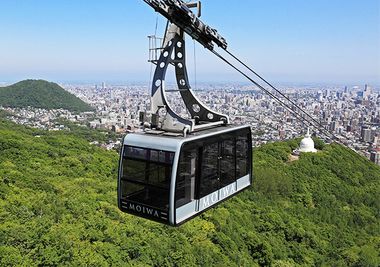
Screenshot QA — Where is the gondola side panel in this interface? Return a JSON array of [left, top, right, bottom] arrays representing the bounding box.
[[174, 125, 252, 225]]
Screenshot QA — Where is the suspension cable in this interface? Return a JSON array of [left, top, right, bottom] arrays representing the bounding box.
[[223, 49, 353, 143], [148, 15, 160, 96], [225, 50, 341, 137], [211, 49, 339, 142], [193, 39, 197, 91]]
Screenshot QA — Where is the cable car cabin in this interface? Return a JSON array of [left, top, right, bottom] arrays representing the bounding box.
[[117, 125, 252, 226]]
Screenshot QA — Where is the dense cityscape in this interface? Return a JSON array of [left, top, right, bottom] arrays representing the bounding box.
[[1, 0, 379, 265], [1, 81, 379, 165]]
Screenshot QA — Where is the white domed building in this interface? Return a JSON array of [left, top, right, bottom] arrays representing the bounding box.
[[293, 128, 317, 155]]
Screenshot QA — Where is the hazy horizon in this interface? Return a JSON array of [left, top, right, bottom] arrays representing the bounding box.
[[1, 79, 379, 90]]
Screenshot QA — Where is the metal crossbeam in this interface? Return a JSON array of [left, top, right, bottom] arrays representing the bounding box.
[[142, 0, 227, 50]]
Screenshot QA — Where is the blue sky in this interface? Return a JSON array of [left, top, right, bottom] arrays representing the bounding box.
[[0, 0, 379, 85]]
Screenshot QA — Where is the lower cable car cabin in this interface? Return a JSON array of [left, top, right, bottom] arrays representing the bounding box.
[[117, 125, 252, 226]]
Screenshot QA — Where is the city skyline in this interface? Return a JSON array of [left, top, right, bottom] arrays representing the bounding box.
[[0, 0, 379, 84]]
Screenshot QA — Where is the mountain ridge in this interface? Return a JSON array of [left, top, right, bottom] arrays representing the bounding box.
[[0, 79, 93, 112]]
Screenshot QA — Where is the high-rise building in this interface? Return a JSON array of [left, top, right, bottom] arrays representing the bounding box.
[[357, 91, 364, 99], [323, 89, 330, 98], [363, 84, 371, 100], [330, 121, 337, 132], [370, 150, 380, 165], [361, 126, 372, 142]]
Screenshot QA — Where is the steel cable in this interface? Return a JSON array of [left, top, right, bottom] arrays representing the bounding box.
[[211, 49, 341, 143], [223, 49, 352, 143]]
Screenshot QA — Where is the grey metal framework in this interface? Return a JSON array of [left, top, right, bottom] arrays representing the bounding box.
[[143, 0, 227, 51], [141, 1, 229, 135]]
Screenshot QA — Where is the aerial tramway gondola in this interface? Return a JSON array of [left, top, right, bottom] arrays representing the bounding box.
[[118, 125, 252, 225], [117, 0, 253, 225], [118, 0, 342, 225]]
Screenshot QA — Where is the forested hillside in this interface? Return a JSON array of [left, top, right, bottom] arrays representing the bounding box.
[[0, 80, 93, 112], [0, 115, 379, 266]]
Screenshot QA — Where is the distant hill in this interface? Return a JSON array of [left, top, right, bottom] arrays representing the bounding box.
[[0, 79, 93, 112], [0, 114, 379, 266]]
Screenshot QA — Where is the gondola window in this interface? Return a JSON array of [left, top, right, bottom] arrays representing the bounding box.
[[121, 146, 174, 211]]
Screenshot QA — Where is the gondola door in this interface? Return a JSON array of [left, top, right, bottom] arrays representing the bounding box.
[[199, 141, 220, 198], [198, 136, 237, 212], [219, 138, 236, 188]]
